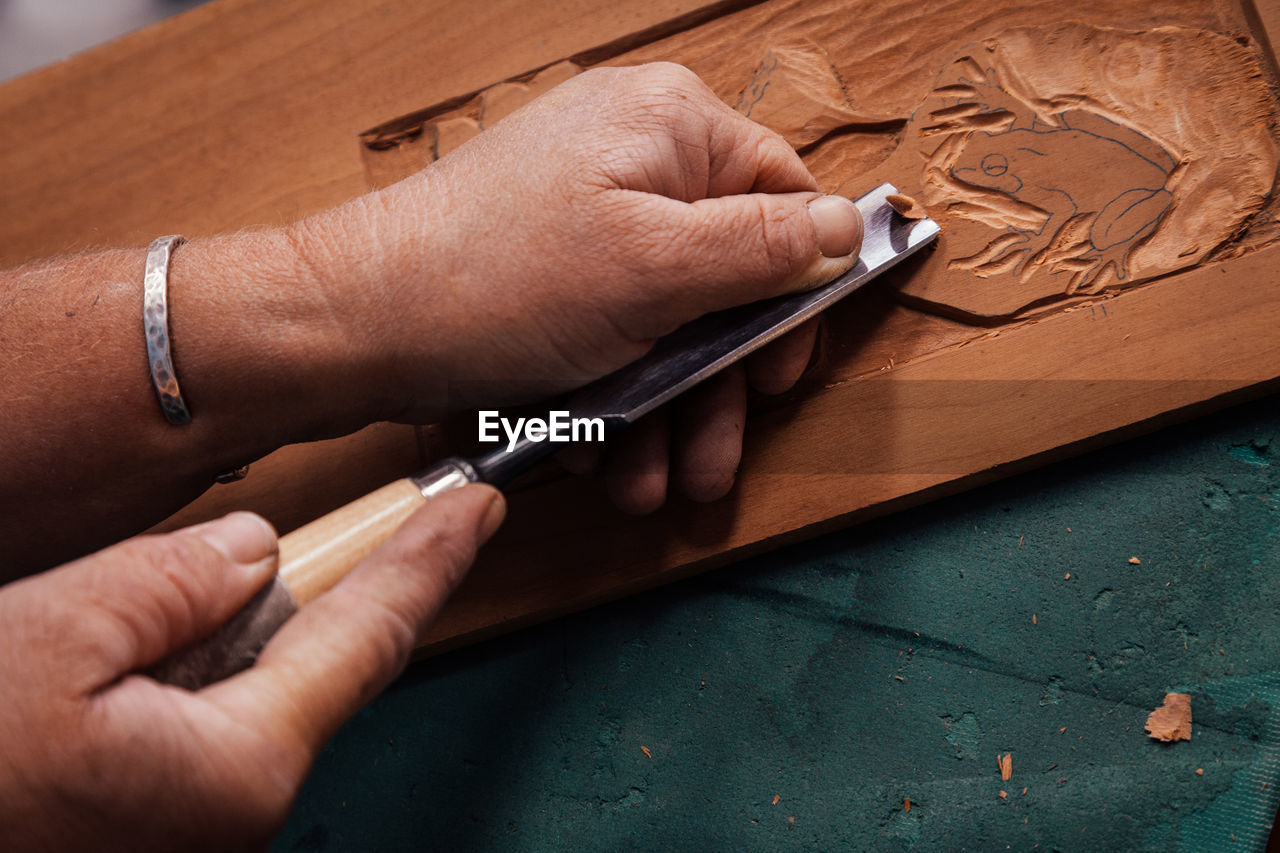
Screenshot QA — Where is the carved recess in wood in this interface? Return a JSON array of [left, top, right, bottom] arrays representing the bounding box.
[[359, 61, 582, 189], [881, 24, 1278, 320], [733, 41, 904, 150], [731, 41, 906, 187]]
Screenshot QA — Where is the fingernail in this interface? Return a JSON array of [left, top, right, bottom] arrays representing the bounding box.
[[479, 493, 507, 543], [807, 195, 862, 258], [196, 512, 278, 565]]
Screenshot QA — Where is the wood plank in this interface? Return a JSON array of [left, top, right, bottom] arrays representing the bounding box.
[[3, 0, 1278, 659], [329, 0, 1280, 652]]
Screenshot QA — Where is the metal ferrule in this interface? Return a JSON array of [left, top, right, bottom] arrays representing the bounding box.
[[410, 457, 481, 497]]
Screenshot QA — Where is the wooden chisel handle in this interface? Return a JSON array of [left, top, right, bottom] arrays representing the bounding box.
[[150, 459, 479, 689]]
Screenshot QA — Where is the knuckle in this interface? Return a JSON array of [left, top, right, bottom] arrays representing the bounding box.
[[135, 535, 219, 616], [745, 198, 809, 278], [619, 62, 708, 111]]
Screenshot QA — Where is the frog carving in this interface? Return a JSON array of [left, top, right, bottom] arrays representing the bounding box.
[[950, 118, 1174, 289], [879, 25, 1275, 321], [929, 61, 1176, 293]]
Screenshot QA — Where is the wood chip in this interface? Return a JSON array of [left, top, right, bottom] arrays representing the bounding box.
[[1129, 556, 1142, 564], [999, 790, 1008, 799], [904, 797, 911, 813], [773, 794, 781, 805], [997, 753, 1013, 781], [1032, 614, 1037, 625], [1145, 692, 1192, 742], [641, 745, 653, 758], [886, 193, 926, 219], [1195, 768, 1204, 775]]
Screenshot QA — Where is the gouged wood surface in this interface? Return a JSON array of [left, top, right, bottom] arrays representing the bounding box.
[[4, 0, 1279, 658]]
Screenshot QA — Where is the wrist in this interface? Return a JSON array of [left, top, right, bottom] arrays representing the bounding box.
[[288, 177, 466, 423], [167, 225, 385, 449]]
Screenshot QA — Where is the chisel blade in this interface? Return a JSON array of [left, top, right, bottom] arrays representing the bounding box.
[[471, 182, 939, 484], [573, 182, 939, 426]]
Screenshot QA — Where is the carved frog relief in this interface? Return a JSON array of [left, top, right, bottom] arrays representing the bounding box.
[[863, 24, 1277, 320], [948, 116, 1175, 289]]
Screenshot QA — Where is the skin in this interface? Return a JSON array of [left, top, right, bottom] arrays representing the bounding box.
[[0, 63, 862, 849]]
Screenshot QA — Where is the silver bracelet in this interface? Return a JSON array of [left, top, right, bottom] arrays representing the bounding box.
[[143, 235, 191, 425]]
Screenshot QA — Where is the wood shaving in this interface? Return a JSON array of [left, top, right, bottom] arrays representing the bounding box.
[[641, 745, 653, 758], [997, 753, 1013, 781], [886, 193, 926, 219], [1145, 692, 1192, 742]]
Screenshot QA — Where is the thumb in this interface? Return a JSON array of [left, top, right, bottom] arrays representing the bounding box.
[[664, 191, 863, 315], [203, 484, 505, 754], [15, 513, 278, 693]]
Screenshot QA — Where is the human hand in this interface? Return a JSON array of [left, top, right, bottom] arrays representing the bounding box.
[[294, 62, 862, 512], [0, 490, 503, 851]]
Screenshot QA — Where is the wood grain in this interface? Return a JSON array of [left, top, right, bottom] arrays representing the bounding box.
[[0, 0, 743, 266]]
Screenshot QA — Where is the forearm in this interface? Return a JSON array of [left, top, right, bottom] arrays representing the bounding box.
[[0, 225, 381, 577]]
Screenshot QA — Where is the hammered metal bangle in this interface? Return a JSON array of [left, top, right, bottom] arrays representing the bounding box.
[[143, 235, 192, 425]]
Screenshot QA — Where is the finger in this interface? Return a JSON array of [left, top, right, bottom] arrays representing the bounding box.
[[673, 364, 747, 502], [746, 317, 821, 395], [704, 102, 820, 197], [604, 411, 670, 514], [640, 191, 863, 319], [202, 485, 504, 753], [599, 63, 818, 200], [11, 513, 278, 692]]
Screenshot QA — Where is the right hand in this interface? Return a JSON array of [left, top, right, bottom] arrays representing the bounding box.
[[295, 62, 863, 509], [0, 487, 504, 851]]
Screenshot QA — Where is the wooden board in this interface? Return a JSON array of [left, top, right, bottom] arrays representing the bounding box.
[[2, 0, 1278, 655]]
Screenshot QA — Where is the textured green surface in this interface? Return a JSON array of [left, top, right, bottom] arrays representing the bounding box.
[[275, 395, 1280, 851]]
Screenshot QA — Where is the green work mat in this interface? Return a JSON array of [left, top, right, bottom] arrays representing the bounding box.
[[276, 395, 1280, 851]]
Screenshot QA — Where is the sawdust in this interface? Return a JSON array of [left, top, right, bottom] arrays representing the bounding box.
[[1145, 692, 1192, 742]]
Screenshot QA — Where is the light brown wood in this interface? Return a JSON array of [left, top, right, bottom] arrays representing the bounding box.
[[277, 478, 425, 605], [4, 0, 1279, 656], [0, 0, 743, 266]]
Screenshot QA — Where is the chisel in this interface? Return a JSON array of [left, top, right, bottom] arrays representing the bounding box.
[[151, 182, 939, 688]]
